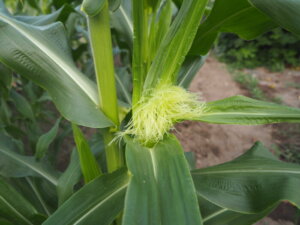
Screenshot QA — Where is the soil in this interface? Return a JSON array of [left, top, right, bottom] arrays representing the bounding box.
[[246, 67, 300, 108], [175, 57, 300, 225], [255, 217, 294, 225]]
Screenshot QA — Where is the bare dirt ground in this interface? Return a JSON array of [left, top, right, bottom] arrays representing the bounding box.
[[175, 57, 300, 225], [247, 67, 300, 108]]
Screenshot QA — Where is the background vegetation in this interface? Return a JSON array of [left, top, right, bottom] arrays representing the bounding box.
[[217, 28, 300, 71]]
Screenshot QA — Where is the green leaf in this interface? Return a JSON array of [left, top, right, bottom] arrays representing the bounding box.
[[123, 139, 160, 225], [52, 0, 76, 8], [184, 152, 196, 170], [0, 177, 42, 225], [81, 0, 105, 17], [0, 99, 11, 125], [144, 0, 209, 89], [0, 63, 12, 99], [56, 148, 81, 205], [190, 0, 276, 55], [115, 67, 132, 105], [0, 10, 113, 128], [109, 0, 122, 11], [43, 168, 130, 225], [146, 0, 160, 9], [0, 218, 14, 225], [10, 177, 52, 216], [0, 132, 59, 186], [10, 90, 35, 122], [72, 124, 102, 183], [57, 133, 106, 205], [172, 0, 183, 8], [149, 0, 172, 62], [35, 118, 61, 160], [177, 55, 207, 89], [192, 142, 300, 213], [15, 6, 69, 26], [249, 0, 300, 37], [198, 95, 300, 125], [131, 0, 151, 104], [81, 0, 121, 15], [26, 0, 40, 10], [123, 135, 202, 225], [111, 1, 133, 48], [199, 197, 276, 225]]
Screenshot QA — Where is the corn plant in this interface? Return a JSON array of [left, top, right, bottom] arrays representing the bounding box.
[[0, 0, 300, 225]]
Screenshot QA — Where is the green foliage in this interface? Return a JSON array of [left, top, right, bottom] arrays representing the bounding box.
[[35, 118, 61, 160], [217, 28, 300, 71], [81, 0, 105, 16], [43, 168, 129, 225], [143, 0, 209, 90], [192, 142, 300, 213], [199, 95, 300, 125], [250, 0, 300, 37], [190, 0, 276, 56], [199, 196, 276, 225], [72, 124, 102, 183], [0, 177, 45, 225], [0, 11, 112, 128], [124, 136, 201, 225]]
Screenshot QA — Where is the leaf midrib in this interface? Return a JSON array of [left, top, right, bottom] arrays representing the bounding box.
[[193, 169, 300, 175], [72, 183, 128, 225], [203, 208, 228, 222], [178, 60, 199, 86], [0, 196, 34, 225], [201, 112, 300, 117], [119, 6, 133, 34], [0, 14, 98, 105], [0, 148, 58, 186], [115, 73, 132, 105], [25, 177, 50, 216]]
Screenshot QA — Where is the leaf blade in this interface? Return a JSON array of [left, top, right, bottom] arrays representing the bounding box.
[[0, 11, 112, 128], [0, 133, 59, 186], [190, 0, 276, 55], [177, 55, 207, 88], [43, 168, 130, 225], [144, 0, 209, 89], [72, 124, 102, 183], [0, 177, 41, 225], [124, 136, 202, 225], [198, 95, 300, 125], [35, 118, 61, 160], [192, 142, 300, 213], [249, 0, 300, 37], [200, 197, 276, 225]]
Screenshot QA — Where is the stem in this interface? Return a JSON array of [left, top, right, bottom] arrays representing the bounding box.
[[88, 1, 119, 126], [103, 129, 124, 173], [86, 1, 123, 172]]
